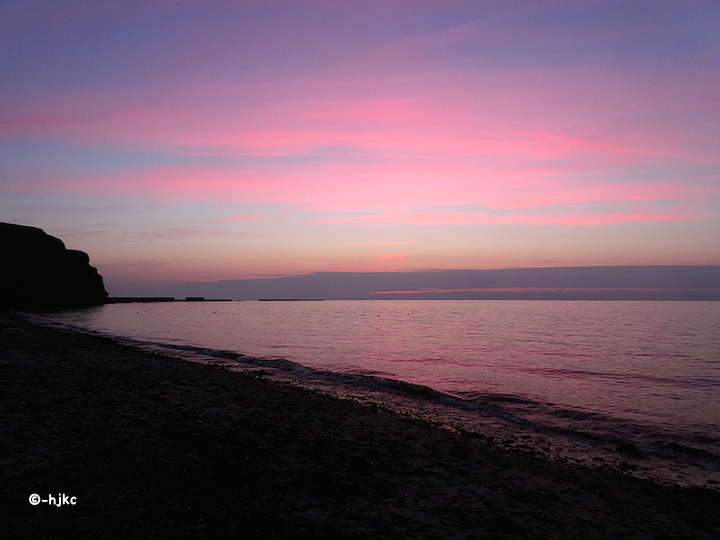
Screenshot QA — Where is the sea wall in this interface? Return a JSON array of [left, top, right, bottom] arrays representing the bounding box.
[[0, 222, 108, 310]]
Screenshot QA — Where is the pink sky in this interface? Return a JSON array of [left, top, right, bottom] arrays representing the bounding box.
[[1, 1, 719, 294]]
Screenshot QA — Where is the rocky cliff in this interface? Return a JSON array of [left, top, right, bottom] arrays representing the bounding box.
[[0, 222, 108, 311]]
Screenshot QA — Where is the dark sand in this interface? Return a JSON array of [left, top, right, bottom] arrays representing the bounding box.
[[2, 313, 719, 539]]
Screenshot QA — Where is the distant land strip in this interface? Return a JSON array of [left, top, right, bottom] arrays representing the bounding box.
[[115, 266, 720, 301], [258, 299, 326, 302], [106, 297, 233, 303]]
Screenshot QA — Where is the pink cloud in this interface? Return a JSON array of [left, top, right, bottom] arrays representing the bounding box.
[[3, 56, 717, 165], [374, 253, 407, 261], [319, 207, 703, 227], [2, 40, 717, 233], [5, 156, 713, 229], [221, 214, 262, 222]]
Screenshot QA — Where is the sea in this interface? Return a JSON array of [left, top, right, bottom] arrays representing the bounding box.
[[36, 300, 720, 489]]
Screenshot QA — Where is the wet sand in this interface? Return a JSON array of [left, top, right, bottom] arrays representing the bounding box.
[[2, 312, 719, 539]]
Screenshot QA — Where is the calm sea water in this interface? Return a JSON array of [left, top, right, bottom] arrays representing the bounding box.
[[42, 300, 720, 488]]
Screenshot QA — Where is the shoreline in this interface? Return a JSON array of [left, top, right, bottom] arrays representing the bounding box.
[[33, 307, 720, 491], [2, 312, 720, 539]]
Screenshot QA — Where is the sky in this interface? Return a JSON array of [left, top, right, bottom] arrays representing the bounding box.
[[1, 0, 719, 295]]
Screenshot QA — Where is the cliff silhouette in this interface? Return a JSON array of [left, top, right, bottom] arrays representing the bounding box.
[[0, 223, 108, 311]]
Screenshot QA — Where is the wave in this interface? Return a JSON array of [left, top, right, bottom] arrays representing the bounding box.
[[524, 366, 720, 389], [116, 334, 720, 472]]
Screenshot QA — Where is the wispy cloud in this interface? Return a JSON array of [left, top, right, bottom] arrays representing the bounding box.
[[374, 254, 407, 261], [1, 0, 719, 286]]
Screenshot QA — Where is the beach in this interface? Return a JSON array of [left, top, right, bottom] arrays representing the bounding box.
[[2, 312, 719, 539]]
